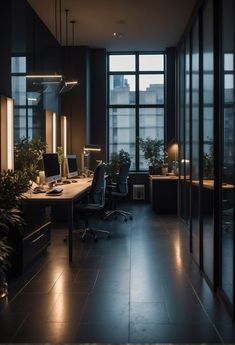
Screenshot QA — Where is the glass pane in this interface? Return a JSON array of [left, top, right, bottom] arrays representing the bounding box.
[[139, 108, 164, 170], [14, 108, 27, 142], [139, 54, 164, 71], [11, 56, 26, 73], [185, 38, 190, 180], [109, 55, 135, 71], [221, 0, 234, 305], [12, 76, 26, 105], [109, 108, 135, 169], [191, 17, 200, 265], [139, 74, 164, 104], [224, 74, 234, 103], [109, 75, 135, 105], [224, 53, 233, 71]]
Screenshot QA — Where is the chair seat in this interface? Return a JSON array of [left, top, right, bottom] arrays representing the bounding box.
[[77, 203, 104, 212]]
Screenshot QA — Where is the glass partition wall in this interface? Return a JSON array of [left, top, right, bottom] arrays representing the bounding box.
[[177, 0, 235, 316], [220, 0, 234, 308], [202, 0, 214, 286]]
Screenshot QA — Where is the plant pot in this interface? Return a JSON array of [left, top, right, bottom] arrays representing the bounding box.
[[149, 166, 161, 175], [161, 166, 168, 175], [0, 269, 8, 299]]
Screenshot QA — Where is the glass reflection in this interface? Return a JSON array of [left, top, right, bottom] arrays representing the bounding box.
[[221, 0, 234, 305]]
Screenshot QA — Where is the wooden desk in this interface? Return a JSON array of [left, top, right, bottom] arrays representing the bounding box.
[[149, 175, 178, 213], [23, 178, 92, 262]]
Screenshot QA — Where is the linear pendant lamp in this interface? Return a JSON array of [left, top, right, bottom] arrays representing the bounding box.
[[0, 96, 14, 171], [26, 74, 63, 78]]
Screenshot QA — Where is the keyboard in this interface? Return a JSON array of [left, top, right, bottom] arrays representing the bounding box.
[[46, 187, 63, 195]]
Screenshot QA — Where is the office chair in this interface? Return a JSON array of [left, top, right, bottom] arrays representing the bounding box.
[[103, 162, 133, 222], [74, 163, 110, 241]]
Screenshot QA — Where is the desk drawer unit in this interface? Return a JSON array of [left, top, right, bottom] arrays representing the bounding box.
[[23, 221, 51, 270]]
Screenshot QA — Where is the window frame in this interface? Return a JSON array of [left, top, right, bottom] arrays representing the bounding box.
[[107, 51, 165, 171]]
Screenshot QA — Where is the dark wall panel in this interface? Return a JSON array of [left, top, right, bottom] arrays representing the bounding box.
[[0, 2, 12, 97], [90, 48, 107, 169], [61, 46, 90, 167]]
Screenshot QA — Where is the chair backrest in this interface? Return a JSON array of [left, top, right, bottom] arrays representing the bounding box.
[[90, 163, 106, 205], [116, 162, 130, 194]]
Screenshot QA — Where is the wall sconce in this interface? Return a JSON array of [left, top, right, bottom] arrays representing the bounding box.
[[0, 96, 14, 170], [81, 144, 101, 175], [45, 110, 57, 153], [167, 138, 179, 175], [60, 116, 67, 158]]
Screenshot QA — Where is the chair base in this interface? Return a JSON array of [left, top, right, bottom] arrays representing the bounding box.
[[103, 209, 133, 222], [63, 227, 110, 242], [76, 227, 110, 241]]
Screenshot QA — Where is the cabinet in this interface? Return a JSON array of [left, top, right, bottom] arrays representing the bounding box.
[[149, 175, 178, 214], [8, 205, 51, 276]]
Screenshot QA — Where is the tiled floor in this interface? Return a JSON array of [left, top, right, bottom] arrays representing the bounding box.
[[0, 203, 235, 343]]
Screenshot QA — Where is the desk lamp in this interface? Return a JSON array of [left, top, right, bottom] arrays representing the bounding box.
[[81, 144, 101, 176]]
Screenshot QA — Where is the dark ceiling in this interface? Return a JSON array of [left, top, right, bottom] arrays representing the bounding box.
[[28, 0, 197, 51]]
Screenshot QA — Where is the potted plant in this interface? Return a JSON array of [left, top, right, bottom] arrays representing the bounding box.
[[0, 170, 30, 297], [106, 149, 131, 183], [139, 137, 164, 175], [14, 137, 46, 182], [0, 238, 12, 298]]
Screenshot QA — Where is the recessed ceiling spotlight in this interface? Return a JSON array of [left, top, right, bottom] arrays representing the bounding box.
[[112, 32, 124, 38]]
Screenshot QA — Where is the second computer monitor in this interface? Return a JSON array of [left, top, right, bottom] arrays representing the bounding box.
[[67, 155, 78, 178], [42, 153, 61, 184]]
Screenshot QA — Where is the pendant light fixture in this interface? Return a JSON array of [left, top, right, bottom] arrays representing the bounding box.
[[59, 8, 78, 93]]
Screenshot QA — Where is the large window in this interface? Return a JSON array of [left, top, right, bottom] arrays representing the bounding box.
[[108, 53, 165, 170]]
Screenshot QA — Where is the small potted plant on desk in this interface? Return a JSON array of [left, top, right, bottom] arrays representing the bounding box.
[[14, 137, 46, 183], [139, 137, 164, 175]]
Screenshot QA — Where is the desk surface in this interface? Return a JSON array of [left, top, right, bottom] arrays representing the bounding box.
[[149, 175, 178, 181], [24, 178, 92, 203]]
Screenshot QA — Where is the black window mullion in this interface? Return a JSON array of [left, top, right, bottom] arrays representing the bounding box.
[[136, 53, 139, 171]]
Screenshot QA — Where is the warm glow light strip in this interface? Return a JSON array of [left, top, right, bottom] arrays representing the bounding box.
[[84, 147, 101, 152], [61, 116, 67, 158], [52, 112, 57, 153], [26, 74, 63, 78], [6, 98, 14, 170]]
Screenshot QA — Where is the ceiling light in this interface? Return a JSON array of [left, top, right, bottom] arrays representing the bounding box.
[[112, 32, 124, 38], [26, 74, 63, 79], [65, 81, 78, 86], [27, 97, 38, 102]]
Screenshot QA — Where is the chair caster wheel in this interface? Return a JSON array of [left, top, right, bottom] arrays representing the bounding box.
[[124, 218, 127, 222], [130, 216, 133, 220], [63, 237, 67, 242], [94, 237, 98, 242], [107, 234, 111, 239]]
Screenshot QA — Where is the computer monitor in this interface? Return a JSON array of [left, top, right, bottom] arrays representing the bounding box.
[[42, 153, 61, 185], [66, 155, 78, 178]]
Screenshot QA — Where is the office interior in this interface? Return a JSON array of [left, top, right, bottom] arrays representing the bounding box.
[[1, 0, 235, 342]]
